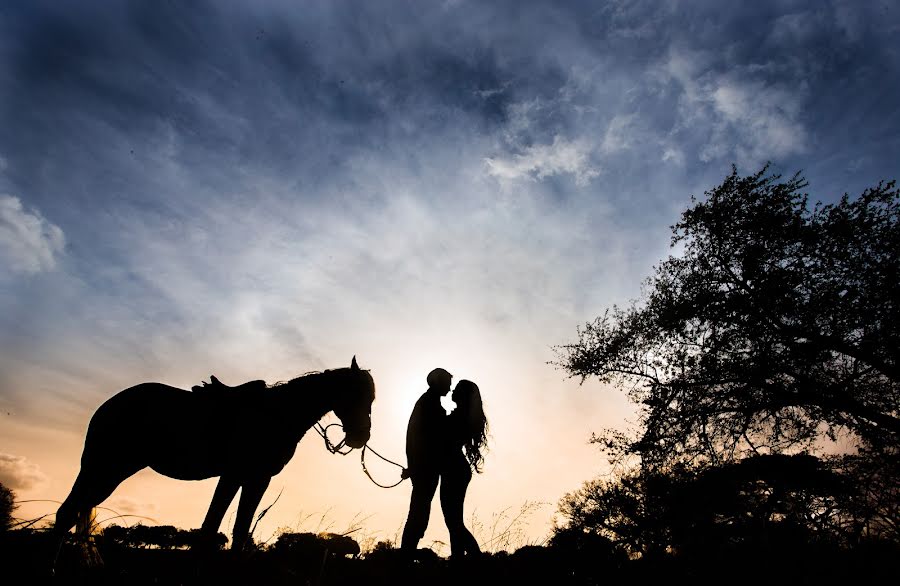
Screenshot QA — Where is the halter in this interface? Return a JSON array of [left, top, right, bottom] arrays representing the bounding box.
[[313, 422, 407, 488]]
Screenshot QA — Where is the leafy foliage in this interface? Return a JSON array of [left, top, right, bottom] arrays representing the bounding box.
[[0, 482, 14, 531], [555, 454, 896, 559], [831, 448, 900, 543], [556, 165, 900, 465]]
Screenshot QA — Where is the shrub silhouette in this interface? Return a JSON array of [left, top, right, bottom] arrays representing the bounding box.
[[102, 523, 227, 550], [0, 482, 14, 531]]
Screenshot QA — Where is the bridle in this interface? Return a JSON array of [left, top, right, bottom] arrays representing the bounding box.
[[314, 421, 352, 454]]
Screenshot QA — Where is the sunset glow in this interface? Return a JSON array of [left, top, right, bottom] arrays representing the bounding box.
[[1, 0, 898, 554]]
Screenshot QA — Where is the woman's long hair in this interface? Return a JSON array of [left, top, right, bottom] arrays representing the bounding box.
[[453, 380, 489, 473]]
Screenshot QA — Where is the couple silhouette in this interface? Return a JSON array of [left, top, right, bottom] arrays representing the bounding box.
[[400, 368, 489, 560], [187, 365, 489, 559]]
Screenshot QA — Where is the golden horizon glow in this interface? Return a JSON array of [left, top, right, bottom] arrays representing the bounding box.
[[3, 346, 635, 552]]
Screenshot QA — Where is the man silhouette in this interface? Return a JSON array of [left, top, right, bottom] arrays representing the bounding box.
[[400, 367, 453, 558]]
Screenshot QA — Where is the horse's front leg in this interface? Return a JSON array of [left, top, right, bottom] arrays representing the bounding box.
[[231, 475, 272, 552], [200, 476, 240, 540]]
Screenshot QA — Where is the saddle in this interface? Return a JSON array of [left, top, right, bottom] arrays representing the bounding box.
[[192, 375, 266, 394]]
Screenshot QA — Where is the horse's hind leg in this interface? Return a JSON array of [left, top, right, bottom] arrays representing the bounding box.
[[55, 464, 140, 538], [55, 471, 95, 538], [51, 466, 133, 573]]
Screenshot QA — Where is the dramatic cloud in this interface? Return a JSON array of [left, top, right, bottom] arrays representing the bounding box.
[[0, 195, 65, 275], [0, 0, 897, 545], [0, 453, 48, 491]]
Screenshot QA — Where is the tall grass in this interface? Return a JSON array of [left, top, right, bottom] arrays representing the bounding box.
[[261, 499, 550, 557], [470, 500, 550, 553]]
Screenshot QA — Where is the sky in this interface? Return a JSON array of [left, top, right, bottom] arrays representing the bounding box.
[[1, 0, 899, 553]]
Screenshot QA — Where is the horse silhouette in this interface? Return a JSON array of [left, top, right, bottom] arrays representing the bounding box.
[[54, 356, 375, 553]]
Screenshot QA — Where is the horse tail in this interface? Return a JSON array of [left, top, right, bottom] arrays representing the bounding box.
[[73, 507, 104, 566], [74, 507, 98, 538]]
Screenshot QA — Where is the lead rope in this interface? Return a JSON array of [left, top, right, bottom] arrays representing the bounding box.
[[360, 444, 407, 488], [314, 422, 408, 488]]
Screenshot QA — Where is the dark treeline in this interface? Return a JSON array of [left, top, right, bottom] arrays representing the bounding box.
[[97, 523, 228, 551], [3, 516, 896, 585]]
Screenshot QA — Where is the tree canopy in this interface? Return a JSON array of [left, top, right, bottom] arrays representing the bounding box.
[[555, 166, 900, 466]]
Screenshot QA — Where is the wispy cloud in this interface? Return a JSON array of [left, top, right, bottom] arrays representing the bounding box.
[[0, 195, 65, 275], [661, 49, 810, 168], [710, 77, 809, 161], [485, 135, 600, 186], [0, 452, 48, 491], [106, 496, 158, 519]]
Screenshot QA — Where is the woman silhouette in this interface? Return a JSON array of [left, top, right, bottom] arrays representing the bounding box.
[[441, 379, 488, 559]]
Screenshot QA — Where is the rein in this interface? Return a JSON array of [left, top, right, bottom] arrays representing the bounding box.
[[313, 422, 407, 488]]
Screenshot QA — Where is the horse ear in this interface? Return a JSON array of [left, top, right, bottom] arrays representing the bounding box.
[[351, 355, 359, 371]]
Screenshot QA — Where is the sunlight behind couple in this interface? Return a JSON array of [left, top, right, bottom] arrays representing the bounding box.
[[387, 369, 462, 420], [372, 349, 493, 440]]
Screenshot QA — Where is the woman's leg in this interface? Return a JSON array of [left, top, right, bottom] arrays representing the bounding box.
[[439, 469, 464, 557], [441, 463, 479, 558]]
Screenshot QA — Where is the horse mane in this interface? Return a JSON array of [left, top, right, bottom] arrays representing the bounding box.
[[268, 371, 323, 388], [268, 367, 375, 399]]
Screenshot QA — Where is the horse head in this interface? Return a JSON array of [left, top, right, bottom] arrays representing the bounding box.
[[331, 356, 374, 449]]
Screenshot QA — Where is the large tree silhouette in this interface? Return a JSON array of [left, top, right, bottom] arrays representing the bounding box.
[[556, 166, 899, 467]]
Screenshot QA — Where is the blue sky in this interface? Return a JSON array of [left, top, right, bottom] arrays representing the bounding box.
[[1, 0, 898, 549]]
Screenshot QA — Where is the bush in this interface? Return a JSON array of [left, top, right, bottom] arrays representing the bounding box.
[[0, 482, 14, 531]]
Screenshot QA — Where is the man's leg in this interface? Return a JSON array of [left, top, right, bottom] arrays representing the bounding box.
[[400, 471, 439, 556]]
